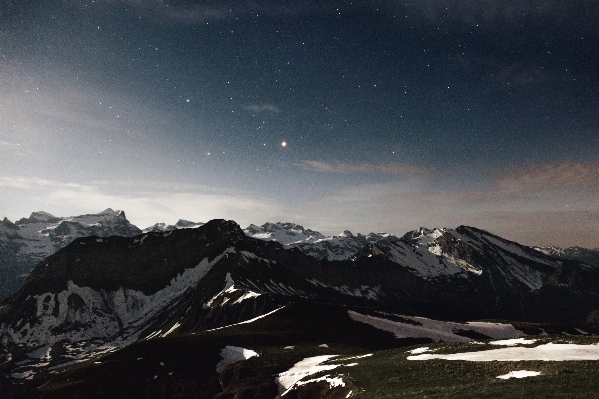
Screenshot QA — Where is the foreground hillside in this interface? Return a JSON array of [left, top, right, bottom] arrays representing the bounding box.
[[1, 219, 599, 398], [4, 303, 599, 398]]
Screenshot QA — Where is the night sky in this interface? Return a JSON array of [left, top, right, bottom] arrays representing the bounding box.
[[1, 1, 598, 247]]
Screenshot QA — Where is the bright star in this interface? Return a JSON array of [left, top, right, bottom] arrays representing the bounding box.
[[281, 141, 287, 147]]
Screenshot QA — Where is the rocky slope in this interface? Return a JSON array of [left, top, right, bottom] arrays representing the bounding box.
[[0, 209, 141, 300]]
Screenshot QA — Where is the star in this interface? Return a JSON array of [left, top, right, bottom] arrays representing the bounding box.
[[281, 141, 287, 147]]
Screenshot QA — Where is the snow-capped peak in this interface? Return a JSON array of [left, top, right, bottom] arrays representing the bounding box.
[[244, 222, 398, 260], [142, 220, 204, 233], [0, 209, 142, 300], [244, 222, 326, 245], [17, 211, 59, 224]]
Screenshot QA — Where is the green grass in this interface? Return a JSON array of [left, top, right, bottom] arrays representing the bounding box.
[[337, 337, 599, 398]]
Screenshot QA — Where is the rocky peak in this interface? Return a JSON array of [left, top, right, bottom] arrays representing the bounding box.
[[175, 219, 202, 228], [1, 217, 18, 230], [201, 219, 245, 241], [16, 211, 61, 225], [244, 224, 262, 234]]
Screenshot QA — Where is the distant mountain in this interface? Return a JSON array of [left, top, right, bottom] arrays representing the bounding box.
[[142, 219, 204, 233], [2, 220, 599, 397], [0, 214, 395, 301], [533, 245, 599, 268], [0, 208, 141, 300], [244, 222, 398, 260]]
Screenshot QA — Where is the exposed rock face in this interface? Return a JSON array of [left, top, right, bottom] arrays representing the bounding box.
[[0, 209, 142, 300]]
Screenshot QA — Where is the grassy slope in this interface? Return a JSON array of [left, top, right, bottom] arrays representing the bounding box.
[[335, 336, 599, 398], [10, 304, 599, 398]]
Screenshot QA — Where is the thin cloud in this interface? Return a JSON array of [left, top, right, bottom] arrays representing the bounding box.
[[68, 0, 226, 23], [79, 0, 339, 24], [495, 161, 599, 193], [414, 161, 599, 207], [0, 176, 286, 229], [295, 160, 599, 247], [0, 177, 88, 190], [301, 161, 433, 177], [242, 104, 281, 113], [384, 0, 598, 31]]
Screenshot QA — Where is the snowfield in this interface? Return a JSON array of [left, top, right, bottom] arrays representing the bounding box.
[[490, 338, 537, 346], [408, 342, 599, 361], [275, 353, 366, 396], [348, 310, 524, 342], [276, 355, 341, 395]]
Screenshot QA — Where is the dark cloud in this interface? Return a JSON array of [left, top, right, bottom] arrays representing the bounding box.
[[64, 0, 339, 24]]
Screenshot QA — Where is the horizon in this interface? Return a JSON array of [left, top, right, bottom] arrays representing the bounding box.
[[2, 206, 598, 250]]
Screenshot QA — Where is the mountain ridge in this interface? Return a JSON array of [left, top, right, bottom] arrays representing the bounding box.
[[0, 208, 142, 301], [2, 218, 599, 398], [0, 212, 400, 301]]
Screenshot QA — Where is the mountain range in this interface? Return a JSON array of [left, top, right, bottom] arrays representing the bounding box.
[[243, 222, 398, 261], [0, 211, 398, 301], [1, 216, 599, 398]]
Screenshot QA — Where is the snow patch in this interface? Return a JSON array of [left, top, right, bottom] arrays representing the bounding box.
[[276, 355, 339, 395], [276, 354, 364, 396], [497, 370, 541, 379], [337, 354, 373, 361], [203, 272, 236, 309], [348, 310, 524, 342], [232, 291, 261, 304], [295, 374, 345, 389], [407, 347, 433, 355], [216, 346, 259, 373], [408, 342, 599, 361], [203, 272, 261, 308], [370, 240, 478, 279], [161, 322, 181, 337], [490, 338, 537, 346]]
